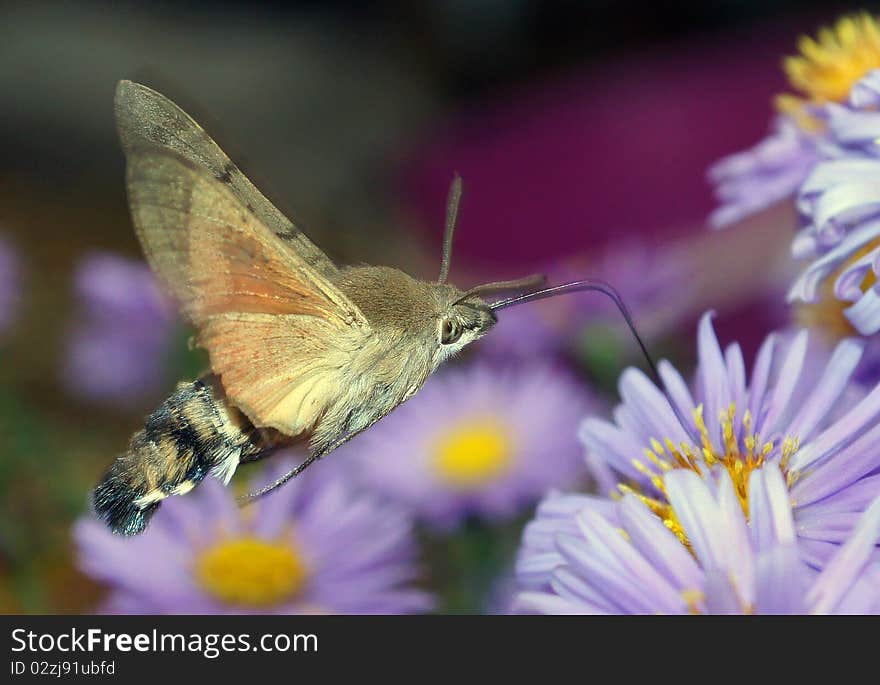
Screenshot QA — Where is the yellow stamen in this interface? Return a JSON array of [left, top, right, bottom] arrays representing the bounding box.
[[681, 589, 705, 615], [646, 451, 672, 472], [627, 403, 801, 541], [778, 13, 880, 116]]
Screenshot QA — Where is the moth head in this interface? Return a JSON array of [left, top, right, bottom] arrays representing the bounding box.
[[431, 175, 657, 387], [431, 174, 541, 362], [435, 292, 497, 358]]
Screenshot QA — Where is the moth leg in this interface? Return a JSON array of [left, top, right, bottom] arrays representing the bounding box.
[[236, 453, 321, 505], [236, 426, 299, 466], [236, 420, 380, 505]]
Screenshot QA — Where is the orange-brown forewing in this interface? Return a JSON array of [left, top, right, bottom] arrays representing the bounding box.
[[125, 149, 370, 434]]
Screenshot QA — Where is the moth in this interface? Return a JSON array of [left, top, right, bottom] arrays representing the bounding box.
[[93, 80, 659, 536]]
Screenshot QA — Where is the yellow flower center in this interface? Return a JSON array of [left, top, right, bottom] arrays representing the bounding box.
[[432, 419, 513, 489], [776, 14, 880, 125], [795, 238, 879, 341], [618, 403, 800, 547], [785, 13, 880, 103], [195, 537, 307, 607]]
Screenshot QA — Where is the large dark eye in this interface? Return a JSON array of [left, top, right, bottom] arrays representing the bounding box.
[[441, 319, 462, 345]]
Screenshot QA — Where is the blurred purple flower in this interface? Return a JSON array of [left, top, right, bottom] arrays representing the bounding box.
[[513, 467, 880, 614], [577, 311, 880, 569], [478, 241, 690, 360], [64, 253, 176, 404], [75, 459, 432, 614], [346, 363, 598, 529], [556, 242, 691, 332], [0, 235, 21, 338], [479, 301, 567, 360], [708, 117, 823, 229]]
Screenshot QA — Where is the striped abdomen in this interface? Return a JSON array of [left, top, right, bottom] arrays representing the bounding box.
[[92, 375, 287, 535]]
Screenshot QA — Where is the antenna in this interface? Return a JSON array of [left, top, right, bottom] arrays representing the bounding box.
[[454, 274, 546, 305], [437, 174, 462, 284]]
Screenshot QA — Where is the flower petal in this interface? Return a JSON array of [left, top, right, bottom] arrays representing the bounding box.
[[574, 507, 685, 613], [695, 311, 730, 450], [618, 494, 702, 590], [618, 368, 691, 445], [512, 591, 597, 615], [844, 286, 880, 335], [747, 332, 776, 429], [749, 465, 796, 552], [791, 421, 880, 507], [703, 571, 744, 614], [787, 337, 864, 441], [807, 497, 880, 614], [787, 380, 880, 473], [755, 545, 807, 614], [665, 471, 725, 571], [760, 329, 808, 436]]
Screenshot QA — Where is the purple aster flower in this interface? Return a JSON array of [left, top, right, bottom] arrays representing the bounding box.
[[789, 71, 880, 338], [74, 458, 432, 614], [708, 117, 823, 229], [575, 311, 880, 570], [707, 15, 880, 230], [513, 467, 880, 614], [345, 362, 598, 529], [64, 253, 177, 405], [0, 235, 21, 338]]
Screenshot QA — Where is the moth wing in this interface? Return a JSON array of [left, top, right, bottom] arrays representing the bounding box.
[[114, 79, 337, 279], [125, 148, 370, 434]]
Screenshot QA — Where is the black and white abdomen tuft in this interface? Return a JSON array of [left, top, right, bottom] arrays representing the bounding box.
[[91, 375, 276, 535]]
